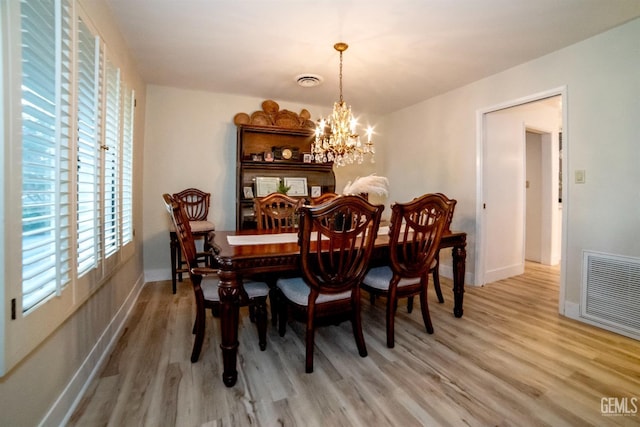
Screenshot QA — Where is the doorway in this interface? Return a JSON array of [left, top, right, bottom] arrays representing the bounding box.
[[476, 90, 565, 311], [525, 128, 561, 265], [525, 130, 544, 263]]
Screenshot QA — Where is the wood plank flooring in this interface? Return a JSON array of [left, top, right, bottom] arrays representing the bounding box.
[[68, 263, 640, 426]]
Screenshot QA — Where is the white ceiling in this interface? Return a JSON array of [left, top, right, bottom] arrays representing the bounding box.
[[104, 0, 640, 115]]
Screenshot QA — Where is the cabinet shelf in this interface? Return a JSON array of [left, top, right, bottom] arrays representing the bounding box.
[[241, 162, 333, 170], [236, 124, 336, 229]]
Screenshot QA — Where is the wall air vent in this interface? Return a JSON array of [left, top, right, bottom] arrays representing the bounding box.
[[581, 250, 640, 338]]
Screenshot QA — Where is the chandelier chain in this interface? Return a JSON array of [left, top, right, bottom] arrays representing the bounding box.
[[339, 49, 344, 104]]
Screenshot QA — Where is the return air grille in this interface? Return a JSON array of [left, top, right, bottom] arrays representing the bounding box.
[[582, 251, 640, 335]]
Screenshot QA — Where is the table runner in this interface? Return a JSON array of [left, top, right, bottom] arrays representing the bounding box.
[[227, 233, 298, 246], [227, 226, 391, 246]]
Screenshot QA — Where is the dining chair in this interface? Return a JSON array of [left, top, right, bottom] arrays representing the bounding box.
[[167, 188, 216, 293], [276, 195, 383, 373], [309, 192, 339, 205], [254, 192, 303, 230], [253, 192, 304, 324], [163, 194, 269, 362], [361, 193, 452, 348], [407, 192, 457, 310]]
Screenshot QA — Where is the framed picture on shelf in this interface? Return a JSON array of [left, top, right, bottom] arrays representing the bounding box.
[[310, 186, 321, 198], [243, 186, 254, 199], [303, 153, 312, 163], [284, 177, 308, 196], [255, 177, 280, 197], [264, 151, 274, 162]]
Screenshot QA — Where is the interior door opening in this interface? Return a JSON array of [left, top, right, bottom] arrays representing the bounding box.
[[525, 128, 561, 265], [477, 90, 565, 312]]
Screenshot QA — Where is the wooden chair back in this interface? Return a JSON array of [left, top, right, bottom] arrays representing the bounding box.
[[173, 188, 211, 221], [432, 192, 457, 232], [163, 193, 199, 269], [309, 192, 339, 205], [388, 193, 452, 279], [298, 195, 383, 295], [254, 192, 303, 230]]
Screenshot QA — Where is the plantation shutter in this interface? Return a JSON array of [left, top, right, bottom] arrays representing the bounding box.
[[121, 86, 134, 245], [103, 60, 120, 257], [76, 16, 102, 277], [20, 0, 72, 311]]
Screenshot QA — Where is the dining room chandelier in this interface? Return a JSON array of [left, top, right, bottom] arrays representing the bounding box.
[[312, 42, 375, 167]]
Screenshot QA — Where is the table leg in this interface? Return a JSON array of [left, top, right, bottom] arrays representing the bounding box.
[[177, 244, 184, 283], [217, 269, 241, 387], [169, 232, 178, 294], [451, 243, 466, 318]]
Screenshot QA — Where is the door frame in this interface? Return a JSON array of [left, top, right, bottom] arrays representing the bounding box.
[[474, 86, 568, 314]]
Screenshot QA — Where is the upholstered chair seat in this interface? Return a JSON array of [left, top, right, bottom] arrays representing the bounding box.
[[201, 278, 269, 302], [276, 277, 351, 306]]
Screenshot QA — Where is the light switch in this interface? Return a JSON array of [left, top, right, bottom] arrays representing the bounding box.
[[575, 169, 586, 184]]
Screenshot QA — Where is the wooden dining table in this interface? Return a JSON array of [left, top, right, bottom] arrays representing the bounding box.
[[212, 227, 467, 387]]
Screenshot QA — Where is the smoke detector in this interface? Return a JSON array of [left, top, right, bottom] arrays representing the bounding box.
[[296, 74, 323, 88]]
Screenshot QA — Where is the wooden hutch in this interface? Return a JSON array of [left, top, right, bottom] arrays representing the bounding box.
[[235, 101, 335, 229]]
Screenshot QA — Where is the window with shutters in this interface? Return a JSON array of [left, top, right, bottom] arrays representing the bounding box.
[[103, 60, 120, 260], [121, 86, 135, 247], [1, 0, 136, 375], [76, 15, 102, 279]]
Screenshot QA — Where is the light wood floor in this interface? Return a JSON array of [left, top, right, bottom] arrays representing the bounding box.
[[69, 263, 640, 426]]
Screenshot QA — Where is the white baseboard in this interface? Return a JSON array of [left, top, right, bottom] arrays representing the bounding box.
[[39, 273, 145, 427], [144, 267, 171, 283], [438, 264, 477, 287], [483, 263, 524, 284]]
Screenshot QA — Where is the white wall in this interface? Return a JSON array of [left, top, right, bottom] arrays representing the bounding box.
[[142, 89, 384, 281], [384, 18, 640, 308]]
